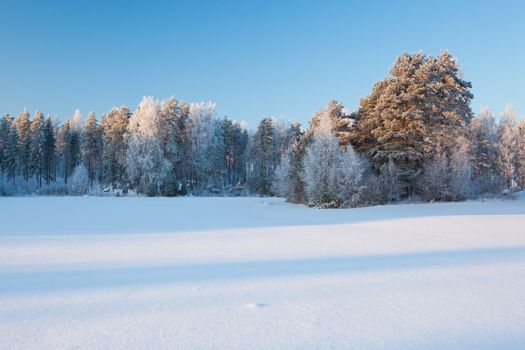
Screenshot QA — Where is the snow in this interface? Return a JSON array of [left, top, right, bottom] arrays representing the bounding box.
[[1, 197, 525, 349]]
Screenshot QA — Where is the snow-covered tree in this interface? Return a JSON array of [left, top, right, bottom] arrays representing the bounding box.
[[101, 106, 129, 189], [68, 111, 82, 174], [187, 102, 226, 192], [515, 118, 525, 189], [0, 115, 18, 181], [418, 137, 473, 201], [448, 136, 473, 199], [497, 103, 517, 189], [68, 164, 89, 195], [42, 115, 55, 185], [247, 117, 279, 195], [378, 158, 403, 203], [158, 97, 186, 182], [353, 51, 473, 195], [222, 118, 249, 191], [14, 110, 31, 180], [125, 97, 170, 195], [470, 107, 501, 193], [29, 111, 46, 186], [302, 111, 363, 207], [82, 112, 102, 186]]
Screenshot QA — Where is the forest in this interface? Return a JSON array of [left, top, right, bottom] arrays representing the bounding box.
[[1, 51, 524, 207]]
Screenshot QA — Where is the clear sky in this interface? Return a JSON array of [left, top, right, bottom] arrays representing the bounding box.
[[0, 0, 524, 127]]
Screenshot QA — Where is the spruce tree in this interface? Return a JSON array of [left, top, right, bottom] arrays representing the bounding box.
[[15, 110, 31, 180]]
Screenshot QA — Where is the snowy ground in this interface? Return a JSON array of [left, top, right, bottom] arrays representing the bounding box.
[[1, 196, 525, 349]]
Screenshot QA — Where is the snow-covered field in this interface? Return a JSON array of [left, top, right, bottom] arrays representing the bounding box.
[[1, 196, 525, 349]]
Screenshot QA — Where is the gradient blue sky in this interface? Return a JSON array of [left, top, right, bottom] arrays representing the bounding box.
[[0, 0, 523, 126]]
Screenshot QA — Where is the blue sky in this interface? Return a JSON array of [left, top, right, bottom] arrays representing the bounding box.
[[0, 0, 523, 126]]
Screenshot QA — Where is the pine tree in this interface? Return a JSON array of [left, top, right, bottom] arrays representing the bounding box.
[[248, 117, 279, 195], [14, 110, 31, 180], [42, 116, 56, 185], [68, 111, 82, 174], [82, 112, 102, 186], [62, 120, 73, 184], [0, 115, 18, 181], [29, 111, 46, 187], [353, 51, 473, 196], [0, 115, 11, 176], [101, 106, 130, 189]]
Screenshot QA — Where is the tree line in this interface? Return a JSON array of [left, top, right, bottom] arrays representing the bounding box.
[[1, 51, 524, 207]]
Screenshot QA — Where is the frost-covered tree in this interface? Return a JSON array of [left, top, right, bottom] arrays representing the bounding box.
[[272, 127, 307, 203], [378, 158, 403, 203], [101, 106, 129, 189], [418, 137, 473, 201], [222, 118, 249, 190], [68, 110, 82, 174], [14, 110, 31, 180], [81, 112, 102, 186], [187, 102, 226, 192], [0, 115, 18, 181], [470, 107, 501, 193], [515, 119, 525, 189], [29, 111, 46, 186], [0, 115, 12, 176], [302, 111, 363, 207], [42, 115, 56, 185], [449, 136, 473, 199], [125, 97, 170, 195], [353, 51, 473, 195], [308, 99, 353, 144], [68, 164, 89, 195], [61, 120, 73, 184], [497, 103, 517, 190], [248, 117, 280, 195], [54, 120, 66, 181]]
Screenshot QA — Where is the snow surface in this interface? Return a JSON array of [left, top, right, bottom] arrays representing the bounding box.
[[1, 196, 525, 349]]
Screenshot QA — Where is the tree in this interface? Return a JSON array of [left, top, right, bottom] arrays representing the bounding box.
[[61, 120, 73, 184], [69, 164, 89, 195], [0, 115, 18, 181], [515, 119, 525, 189], [101, 106, 130, 189], [497, 103, 517, 190], [449, 136, 473, 200], [68, 110, 82, 174], [125, 96, 170, 195], [470, 107, 501, 193], [82, 112, 102, 186], [248, 117, 279, 195], [378, 158, 403, 203], [42, 115, 55, 185], [29, 111, 46, 186], [159, 97, 187, 186], [15, 110, 31, 180], [302, 111, 363, 207], [0, 115, 12, 176], [187, 102, 225, 192], [417, 137, 473, 201], [353, 51, 473, 195]]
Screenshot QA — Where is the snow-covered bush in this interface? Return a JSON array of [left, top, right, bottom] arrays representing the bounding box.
[[302, 122, 363, 208], [69, 164, 90, 195]]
